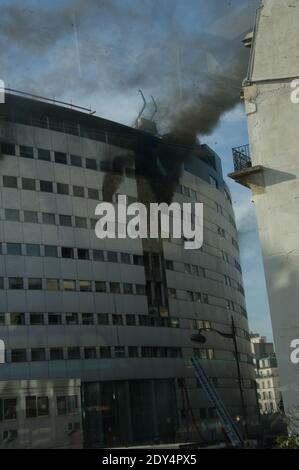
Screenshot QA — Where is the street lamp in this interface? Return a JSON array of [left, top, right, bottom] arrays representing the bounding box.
[[191, 316, 248, 438]]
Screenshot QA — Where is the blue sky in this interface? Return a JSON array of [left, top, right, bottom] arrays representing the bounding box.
[[0, 0, 273, 338]]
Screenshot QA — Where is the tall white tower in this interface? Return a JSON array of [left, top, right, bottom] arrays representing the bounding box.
[[230, 0, 299, 430]]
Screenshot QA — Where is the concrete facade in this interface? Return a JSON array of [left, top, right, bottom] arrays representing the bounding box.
[[230, 0, 299, 428], [251, 335, 282, 415], [0, 92, 257, 448]]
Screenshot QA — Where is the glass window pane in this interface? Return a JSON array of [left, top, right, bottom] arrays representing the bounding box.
[[22, 177, 36, 190], [3, 175, 18, 188], [38, 148, 51, 161], [7, 243, 22, 255]]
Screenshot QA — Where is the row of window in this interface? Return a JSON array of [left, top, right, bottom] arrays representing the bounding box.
[[5, 346, 183, 363], [167, 260, 244, 296], [2, 173, 101, 200], [0, 395, 79, 422], [0, 242, 143, 265], [1, 142, 236, 229], [0, 311, 180, 328], [0, 277, 146, 294], [168, 287, 247, 317], [2, 207, 98, 228], [0, 142, 133, 175], [0, 241, 244, 295]]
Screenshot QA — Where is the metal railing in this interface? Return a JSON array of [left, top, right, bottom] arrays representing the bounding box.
[[232, 145, 252, 172]]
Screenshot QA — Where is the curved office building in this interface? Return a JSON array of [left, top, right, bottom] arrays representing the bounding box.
[[0, 91, 258, 448]]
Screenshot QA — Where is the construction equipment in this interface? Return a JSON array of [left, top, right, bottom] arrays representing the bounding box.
[[190, 356, 245, 448]]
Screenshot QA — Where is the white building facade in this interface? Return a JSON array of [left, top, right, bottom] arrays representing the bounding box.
[[0, 91, 258, 448], [229, 0, 299, 429]]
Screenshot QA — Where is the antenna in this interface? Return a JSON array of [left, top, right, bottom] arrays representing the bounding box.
[[150, 95, 158, 121], [135, 89, 147, 125]]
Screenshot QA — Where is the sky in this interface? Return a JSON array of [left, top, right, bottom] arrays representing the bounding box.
[[0, 0, 273, 339]]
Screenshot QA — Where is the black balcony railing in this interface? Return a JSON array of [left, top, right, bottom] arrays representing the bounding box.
[[232, 145, 252, 172]]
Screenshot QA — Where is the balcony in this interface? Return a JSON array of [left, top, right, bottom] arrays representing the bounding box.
[[228, 144, 263, 190], [232, 145, 252, 171]]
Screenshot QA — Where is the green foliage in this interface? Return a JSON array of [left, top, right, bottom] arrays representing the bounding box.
[[276, 435, 299, 449]]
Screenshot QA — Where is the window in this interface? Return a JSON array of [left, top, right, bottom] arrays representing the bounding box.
[[22, 177, 36, 190], [112, 314, 123, 325], [57, 183, 69, 195], [99, 347, 111, 358], [9, 277, 23, 289], [70, 154, 82, 167], [97, 313, 109, 325], [20, 145, 34, 159], [50, 348, 64, 360], [68, 347, 81, 360], [0, 314, 5, 326], [3, 175, 18, 188], [136, 284, 145, 295], [5, 209, 20, 221], [85, 158, 97, 170], [11, 349, 27, 362], [42, 212, 56, 225], [168, 288, 176, 299], [186, 290, 194, 301], [24, 211, 38, 223], [28, 278, 42, 290], [1, 142, 15, 155], [31, 348, 46, 361], [37, 397, 49, 416], [46, 279, 59, 291], [59, 215, 72, 227], [107, 251, 118, 263], [110, 282, 120, 294], [65, 313, 78, 325], [48, 313, 62, 325], [10, 312, 25, 325], [84, 347, 96, 359], [26, 244, 40, 257], [44, 245, 57, 257], [133, 255, 143, 265], [57, 396, 78, 415], [209, 175, 218, 188], [128, 346, 138, 358], [90, 219, 97, 230], [61, 247, 74, 259], [88, 188, 99, 200], [40, 180, 53, 192], [63, 279, 76, 291], [54, 151, 67, 164], [73, 185, 85, 197], [165, 260, 173, 270], [123, 283, 133, 294], [77, 248, 89, 260], [75, 217, 87, 229], [79, 280, 92, 292], [0, 398, 17, 420], [38, 148, 51, 161], [184, 263, 191, 274], [30, 313, 44, 325], [0, 278, 4, 289], [7, 243, 22, 255], [95, 281, 106, 292], [120, 253, 130, 264], [114, 346, 125, 358], [82, 313, 94, 325], [93, 250, 104, 261], [126, 314, 136, 326]]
